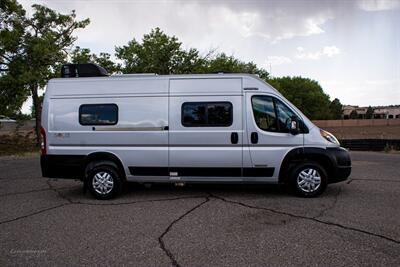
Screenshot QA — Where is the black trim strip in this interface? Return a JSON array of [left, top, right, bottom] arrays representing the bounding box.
[[49, 144, 295, 147], [128, 167, 275, 177]]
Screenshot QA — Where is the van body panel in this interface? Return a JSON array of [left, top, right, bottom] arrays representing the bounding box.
[[169, 78, 243, 171], [41, 73, 351, 186]]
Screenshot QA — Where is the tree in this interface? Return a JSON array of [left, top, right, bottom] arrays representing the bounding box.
[[116, 27, 270, 78], [71, 46, 119, 74], [0, 0, 89, 144], [267, 76, 332, 120], [0, 0, 29, 117], [116, 27, 204, 74], [329, 98, 343, 119], [349, 110, 358, 119], [366, 106, 374, 119], [199, 53, 269, 79]]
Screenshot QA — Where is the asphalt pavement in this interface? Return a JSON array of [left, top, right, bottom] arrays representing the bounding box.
[[0, 151, 399, 266]]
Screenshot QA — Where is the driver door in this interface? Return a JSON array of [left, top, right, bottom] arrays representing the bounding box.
[[244, 92, 304, 181]]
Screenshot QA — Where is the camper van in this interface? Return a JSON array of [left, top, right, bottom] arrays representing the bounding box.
[[40, 64, 351, 199]]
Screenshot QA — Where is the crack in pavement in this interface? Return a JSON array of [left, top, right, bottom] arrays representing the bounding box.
[[158, 196, 210, 267], [210, 194, 400, 245], [0, 203, 70, 225], [0, 181, 207, 225], [313, 186, 342, 219], [0, 186, 73, 198]]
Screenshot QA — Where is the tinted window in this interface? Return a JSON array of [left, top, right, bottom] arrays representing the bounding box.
[[182, 102, 232, 127], [79, 104, 118, 125], [275, 99, 297, 133], [251, 96, 278, 132], [252, 96, 306, 133]]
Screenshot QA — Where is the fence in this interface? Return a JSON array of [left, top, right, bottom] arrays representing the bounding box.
[[340, 139, 400, 151], [313, 118, 400, 128]]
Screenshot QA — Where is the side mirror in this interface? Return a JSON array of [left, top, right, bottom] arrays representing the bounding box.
[[290, 117, 299, 135]]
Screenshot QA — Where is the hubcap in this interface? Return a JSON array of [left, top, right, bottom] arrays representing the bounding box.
[[297, 168, 321, 193], [92, 171, 114, 195]]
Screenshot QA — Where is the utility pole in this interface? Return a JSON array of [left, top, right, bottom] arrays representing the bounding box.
[[270, 63, 272, 76]]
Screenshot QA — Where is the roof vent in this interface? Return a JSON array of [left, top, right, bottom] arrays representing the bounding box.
[[61, 63, 108, 78]]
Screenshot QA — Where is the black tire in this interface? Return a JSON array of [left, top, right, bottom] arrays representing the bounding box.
[[289, 162, 328, 197], [85, 161, 122, 200]]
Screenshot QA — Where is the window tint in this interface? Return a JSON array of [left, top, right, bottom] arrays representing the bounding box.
[[252, 95, 307, 133], [79, 104, 118, 125], [182, 102, 232, 127], [275, 99, 297, 133], [251, 96, 278, 132]]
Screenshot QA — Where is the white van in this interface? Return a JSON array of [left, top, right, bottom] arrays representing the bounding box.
[[40, 64, 351, 199]]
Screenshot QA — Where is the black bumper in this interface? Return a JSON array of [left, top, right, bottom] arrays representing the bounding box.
[[326, 147, 352, 183], [41, 155, 86, 179]]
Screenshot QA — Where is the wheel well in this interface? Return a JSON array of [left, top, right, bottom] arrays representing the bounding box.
[[85, 152, 126, 181], [279, 149, 334, 184]]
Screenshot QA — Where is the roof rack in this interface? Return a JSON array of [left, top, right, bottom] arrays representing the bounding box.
[[112, 73, 158, 77], [61, 63, 108, 78]]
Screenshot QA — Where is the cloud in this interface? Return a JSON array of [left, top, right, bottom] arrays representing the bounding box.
[[296, 46, 341, 60], [265, 56, 293, 66], [357, 0, 400, 11], [18, 0, 337, 55]]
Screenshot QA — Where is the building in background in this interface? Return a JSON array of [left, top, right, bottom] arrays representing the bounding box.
[[342, 105, 400, 119]]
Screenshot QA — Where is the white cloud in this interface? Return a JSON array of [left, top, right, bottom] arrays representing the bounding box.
[[357, 0, 400, 11], [265, 56, 293, 66], [18, 0, 335, 54], [296, 46, 341, 60]]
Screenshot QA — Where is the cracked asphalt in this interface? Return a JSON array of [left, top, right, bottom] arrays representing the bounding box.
[[0, 151, 399, 266]]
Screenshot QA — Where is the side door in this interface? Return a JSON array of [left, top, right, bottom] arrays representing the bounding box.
[[244, 92, 304, 181], [168, 78, 243, 181]]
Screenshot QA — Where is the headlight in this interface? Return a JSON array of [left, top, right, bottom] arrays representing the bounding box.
[[320, 129, 340, 145]]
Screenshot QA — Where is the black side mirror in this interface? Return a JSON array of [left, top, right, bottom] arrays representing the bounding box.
[[289, 116, 299, 135]]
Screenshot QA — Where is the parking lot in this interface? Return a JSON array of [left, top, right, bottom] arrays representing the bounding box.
[[0, 151, 399, 266]]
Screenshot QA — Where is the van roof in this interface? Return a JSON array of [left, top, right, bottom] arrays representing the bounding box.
[[48, 73, 263, 83]]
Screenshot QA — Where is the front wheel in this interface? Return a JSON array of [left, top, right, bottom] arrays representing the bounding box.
[[289, 162, 327, 197], [86, 161, 122, 199]]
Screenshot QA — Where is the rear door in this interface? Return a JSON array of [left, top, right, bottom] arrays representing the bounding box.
[[168, 78, 243, 181]]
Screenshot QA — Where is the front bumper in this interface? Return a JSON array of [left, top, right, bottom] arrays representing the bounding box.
[[327, 147, 352, 183]]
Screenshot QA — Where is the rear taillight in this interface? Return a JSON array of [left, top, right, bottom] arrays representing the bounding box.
[[40, 126, 46, 155]]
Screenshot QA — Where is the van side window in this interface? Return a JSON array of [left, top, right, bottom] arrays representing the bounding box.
[[79, 104, 118, 125], [275, 99, 297, 133], [251, 96, 278, 132], [252, 96, 308, 133], [182, 102, 232, 127]]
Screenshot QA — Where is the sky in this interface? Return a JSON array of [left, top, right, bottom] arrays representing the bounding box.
[[19, 0, 400, 113]]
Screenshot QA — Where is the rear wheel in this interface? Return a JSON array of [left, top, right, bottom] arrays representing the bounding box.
[[86, 161, 122, 199], [289, 162, 327, 197]]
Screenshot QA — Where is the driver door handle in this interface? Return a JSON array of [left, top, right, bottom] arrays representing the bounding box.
[[231, 132, 239, 144], [251, 132, 258, 144]]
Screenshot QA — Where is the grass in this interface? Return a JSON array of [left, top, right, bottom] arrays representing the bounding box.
[[0, 133, 39, 157]]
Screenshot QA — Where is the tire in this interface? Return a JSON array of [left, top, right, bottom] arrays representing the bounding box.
[[289, 162, 328, 197], [86, 161, 122, 200]]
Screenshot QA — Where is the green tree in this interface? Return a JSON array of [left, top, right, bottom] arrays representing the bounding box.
[[349, 109, 358, 119], [0, 0, 89, 144], [116, 27, 204, 74], [116, 27, 269, 78], [199, 53, 269, 79], [329, 98, 343, 119], [0, 0, 29, 117], [71, 46, 119, 74], [366, 106, 374, 119], [267, 76, 332, 120]]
